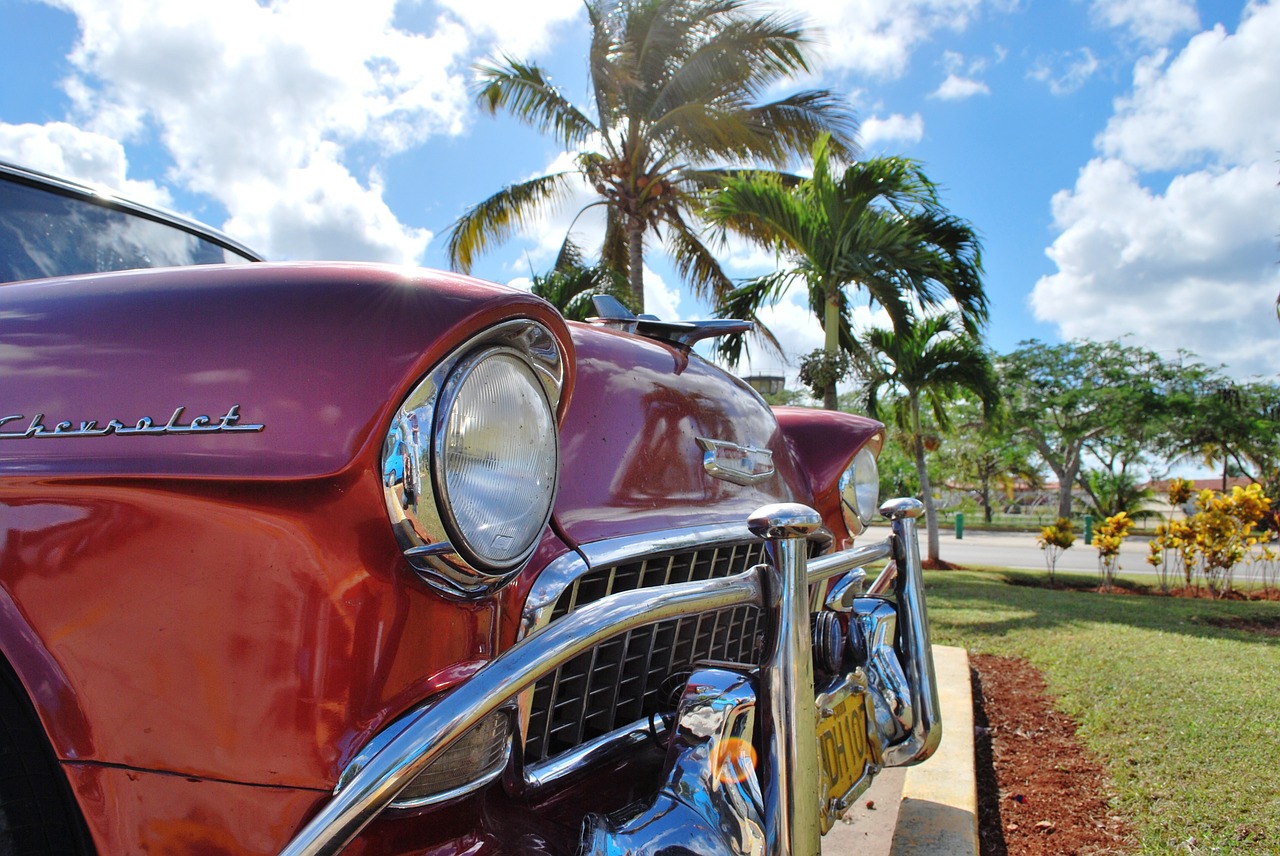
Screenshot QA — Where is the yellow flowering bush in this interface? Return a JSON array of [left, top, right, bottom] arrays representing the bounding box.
[[1036, 517, 1075, 586], [1092, 511, 1134, 591]]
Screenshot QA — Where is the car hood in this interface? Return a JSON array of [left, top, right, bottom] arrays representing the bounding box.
[[550, 322, 808, 547]]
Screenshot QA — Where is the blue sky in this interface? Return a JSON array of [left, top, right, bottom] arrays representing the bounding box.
[[2, 0, 1277, 384]]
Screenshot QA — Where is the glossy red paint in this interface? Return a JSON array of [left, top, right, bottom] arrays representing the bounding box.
[[550, 323, 809, 546], [0, 259, 891, 853], [0, 262, 575, 479]]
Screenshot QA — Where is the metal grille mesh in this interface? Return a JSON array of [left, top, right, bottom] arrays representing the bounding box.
[[524, 541, 767, 765]]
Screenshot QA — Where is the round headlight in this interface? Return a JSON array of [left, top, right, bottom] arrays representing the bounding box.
[[839, 446, 880, 536], [434, 348, 558, 570], [381, 319, 565, 598]]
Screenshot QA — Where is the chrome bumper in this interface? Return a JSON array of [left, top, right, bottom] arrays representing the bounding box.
[[278, 499, 940, 856]]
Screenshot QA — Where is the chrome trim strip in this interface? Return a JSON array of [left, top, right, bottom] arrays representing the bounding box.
[[576, 522, 755, 570], [277, 570, 765, 856]]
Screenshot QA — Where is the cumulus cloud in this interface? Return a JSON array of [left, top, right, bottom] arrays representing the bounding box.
[[1096, 3, 1280, 170], [1032, 158, 1279, 376], [1089, 0, 1199, 45], [931, 74, 990, 99], [860, 113, 926, 149], [0, 121, 173, 207], [784, 0, 984, 79], [13, 0, 586, 264]]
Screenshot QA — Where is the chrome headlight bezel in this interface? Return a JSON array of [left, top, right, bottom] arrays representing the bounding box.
[[382, 319, 565, 598], [838, 445, 880, 537]]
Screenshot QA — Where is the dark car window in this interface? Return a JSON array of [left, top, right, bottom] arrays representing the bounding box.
[[0, 176, 256, 283]]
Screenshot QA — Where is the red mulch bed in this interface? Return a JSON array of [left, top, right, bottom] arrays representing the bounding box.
[[970, 654, 1134, 855]]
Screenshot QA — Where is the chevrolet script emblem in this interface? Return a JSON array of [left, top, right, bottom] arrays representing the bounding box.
[[695, 437, 774, 486]]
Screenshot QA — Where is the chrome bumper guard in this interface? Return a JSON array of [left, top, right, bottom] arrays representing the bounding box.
[[278, 499, 940, 856]]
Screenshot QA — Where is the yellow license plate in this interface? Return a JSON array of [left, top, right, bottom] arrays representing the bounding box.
[[816, 691, 870, 832]]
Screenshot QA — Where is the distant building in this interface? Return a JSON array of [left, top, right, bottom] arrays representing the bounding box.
[[743, 373, 785, 396]]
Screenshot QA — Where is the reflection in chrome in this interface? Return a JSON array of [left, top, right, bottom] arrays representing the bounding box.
[[582, 667, 765, 856], [749, 503, 822, 856], [0, 405, 263, 440], [381, 319, 565, 598], [696, 436, 776, 486], [851, 598, 911, 748], [277, 499, 941, 856]]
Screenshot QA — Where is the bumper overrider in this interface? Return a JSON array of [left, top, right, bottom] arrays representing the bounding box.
[[279, 498, 940, 856]]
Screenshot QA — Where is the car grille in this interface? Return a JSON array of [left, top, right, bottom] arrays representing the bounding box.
[[523, 541, 769, 765]]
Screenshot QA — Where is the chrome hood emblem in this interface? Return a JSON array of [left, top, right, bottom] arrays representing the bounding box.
[[695, 437, 774, 486]]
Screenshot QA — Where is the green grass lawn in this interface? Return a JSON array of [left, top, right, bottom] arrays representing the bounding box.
[[923, 568, 1280, 854]]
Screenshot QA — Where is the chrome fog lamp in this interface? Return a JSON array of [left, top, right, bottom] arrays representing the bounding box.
[[382, 320, 565, 597], [839, 446, 880, 536], [338, 708, 514, 811]]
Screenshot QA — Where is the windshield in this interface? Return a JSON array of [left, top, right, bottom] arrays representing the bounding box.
[[0, 176, 257, 283]]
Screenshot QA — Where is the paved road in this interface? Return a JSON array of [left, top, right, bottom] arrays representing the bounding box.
[[863, 524, 1157, 577]]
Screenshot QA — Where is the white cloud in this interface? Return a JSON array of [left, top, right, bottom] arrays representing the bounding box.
[[1028, 47, 1100, 95], [25, 0, 586, 264], [0, 121, 172, 207], [1096, 3, 1280, 171], [783, 0, 984, 79], [1089, 0, 1199, 45], [1032, 158, 1280, 378], [1034, 4, 1280, 380], [931, 74, 990, 99], [436, 0, 581, 58], [860, 113, 926, 149]]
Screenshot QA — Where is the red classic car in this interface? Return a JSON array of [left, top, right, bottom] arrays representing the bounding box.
[[0, 160, 939, 855]]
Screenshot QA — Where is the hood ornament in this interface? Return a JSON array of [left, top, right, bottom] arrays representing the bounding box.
[[696, 437, 774, 486]]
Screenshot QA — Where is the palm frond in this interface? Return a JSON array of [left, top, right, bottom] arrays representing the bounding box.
[[445, 172, 573, 272], [473, 57, 598, 148]]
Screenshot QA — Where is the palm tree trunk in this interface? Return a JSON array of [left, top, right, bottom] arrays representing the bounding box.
[[627, 219, 645, 313], [822, 285, 841, 410], [911, 395, 941, 563]]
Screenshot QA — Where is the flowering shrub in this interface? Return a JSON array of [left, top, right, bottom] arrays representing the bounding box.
[[1146, 482, 1274, 598], [1092, 511, 1134, 592], [1036, 517, 1074, 586]]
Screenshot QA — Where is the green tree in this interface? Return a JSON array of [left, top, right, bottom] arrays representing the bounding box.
[[937, 398, 1041, 524], [998, 340, 1169, 520], [1165, 367, 1280, 496], [706, 133, 988, 409], [446, 0, 857, 312], [856, 313, 997, 564]]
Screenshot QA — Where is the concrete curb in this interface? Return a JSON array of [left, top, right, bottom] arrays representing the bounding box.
[[889, 645, 978, 855]]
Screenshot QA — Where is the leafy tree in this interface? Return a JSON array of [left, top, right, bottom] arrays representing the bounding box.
[[1164, 367, 1280, 496], [936, 398, 1041, 524], [998, 340, 1170, 520], [446, 0, 857, 312], [705, 134, 988, 409], [855, 313, 997, 564]]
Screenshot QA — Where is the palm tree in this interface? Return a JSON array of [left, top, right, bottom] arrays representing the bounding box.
[[445, 0, 857, 313], [705, 133, 987, 409], [528, 240, 630, 321], [857, 312, 997, 566]]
